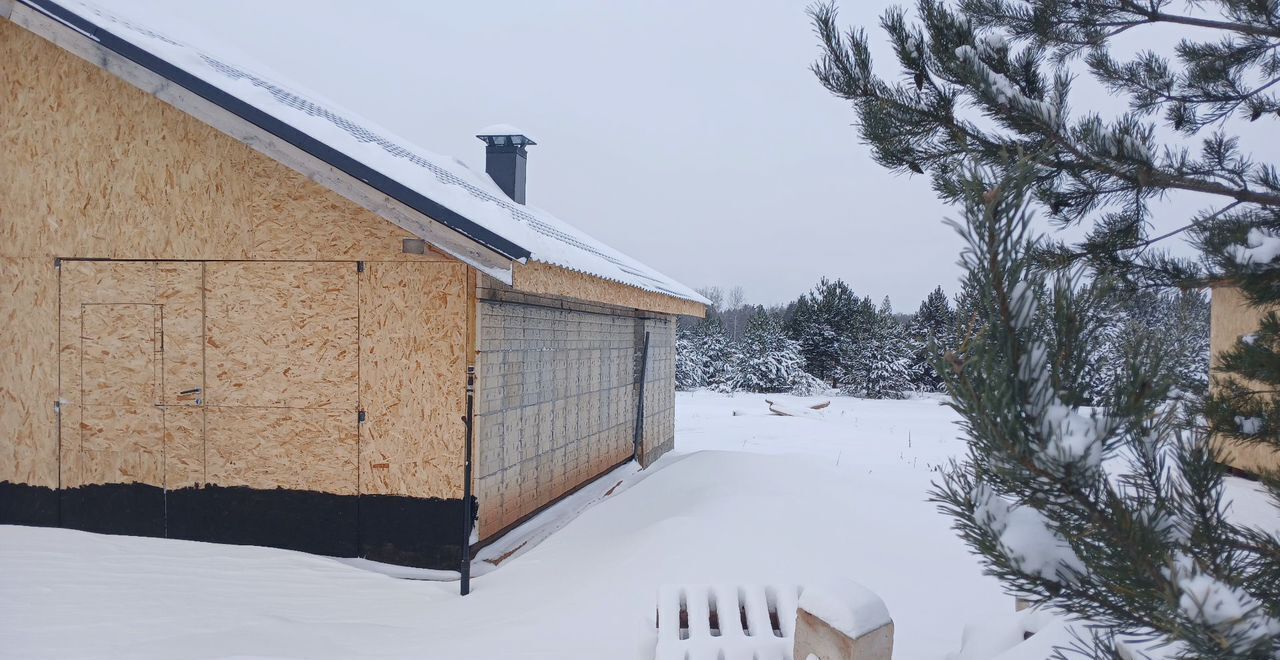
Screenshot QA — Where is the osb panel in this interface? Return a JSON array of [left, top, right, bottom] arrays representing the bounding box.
[[79, 405, 163, 454], [205, 407, 357, 495], [245, 162, 456, 262], [164, 407, 205, 489], [0, 20, 459, 264], [1209, 286, 1264, 360], [59, 261, 157, 403], [513, 261, 705, 317], [359, 261, 467, 499], [79, 303, 159, 406], [0, 22, 249, 260], [59, 403, 164, 488], [1209, 285, 1280, 473], [204, 262, 358, 409], [56, 261, 168, 488], [157, 262, 204, 406], [0, 257, 58, 487]]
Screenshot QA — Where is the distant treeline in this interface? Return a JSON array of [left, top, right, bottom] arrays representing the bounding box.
[[677, 279, 1209, 400]]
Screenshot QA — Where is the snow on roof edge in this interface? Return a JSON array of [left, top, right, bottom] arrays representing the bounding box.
[[46, 0, 708, 308]]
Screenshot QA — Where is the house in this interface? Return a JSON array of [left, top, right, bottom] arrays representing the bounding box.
[[0, 0, 706, 568], [1208, 284, 1280, 475]]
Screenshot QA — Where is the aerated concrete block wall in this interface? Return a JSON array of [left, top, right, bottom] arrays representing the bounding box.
[[637, 316, 676, 467], [472, 299, 675, 537]]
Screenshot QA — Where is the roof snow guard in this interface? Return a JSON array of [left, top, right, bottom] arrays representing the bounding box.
[[17, 0, 708, 306]]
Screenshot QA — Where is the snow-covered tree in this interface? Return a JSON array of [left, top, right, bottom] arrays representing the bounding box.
[[906, 286, 957, 392], [1079, 285, 1210, 405], [730, 310, 807, 393], [785, 278, 867, 385], [810, 17, 1279, 626], [1168, 289, 1211, 395], [929, 165, 1278, 660], [852, 297, 914, 399], [675, 316, 736, 391], [675, 328, 707, 390]]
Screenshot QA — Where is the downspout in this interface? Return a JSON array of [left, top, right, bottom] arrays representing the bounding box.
[[460, 365, 476, 596]]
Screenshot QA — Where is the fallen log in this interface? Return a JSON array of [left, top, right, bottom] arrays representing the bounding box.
[[766, 399, 829, 418]]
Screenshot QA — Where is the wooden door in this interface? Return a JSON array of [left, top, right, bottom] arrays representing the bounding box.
[[59, 261, 207, 492], [59, 262, 166, 492]]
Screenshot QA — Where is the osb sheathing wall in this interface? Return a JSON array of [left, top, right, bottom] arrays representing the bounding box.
[[1209, 285, 1280, 474], [360, 262, 467, 498], [514, 261, 706, 319], [0, 20, 467, 499]]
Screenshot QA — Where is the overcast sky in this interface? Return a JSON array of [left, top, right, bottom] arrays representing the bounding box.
[[96, 0, 1255, 309]]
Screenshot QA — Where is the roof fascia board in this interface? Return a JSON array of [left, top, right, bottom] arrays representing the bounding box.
[[14, 0, 529, 277]]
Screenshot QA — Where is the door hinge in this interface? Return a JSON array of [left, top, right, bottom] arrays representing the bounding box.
[[358, 410, 366, 423], [53, 258, 62, 270], [356, 261, 365, 273]]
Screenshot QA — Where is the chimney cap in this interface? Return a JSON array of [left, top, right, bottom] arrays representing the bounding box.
[[476, 123, 537, 147]]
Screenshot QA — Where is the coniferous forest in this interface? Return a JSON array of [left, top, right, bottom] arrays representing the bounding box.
[[677, 279, 1210, 401]]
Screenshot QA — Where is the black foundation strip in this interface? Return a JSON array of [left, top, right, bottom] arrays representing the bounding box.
[[166, 485, 360, 558], [0, 480, 59, 527], [60, 482, 166, 537], [0, 481, 470, 569], [358, 493, 472, 569]]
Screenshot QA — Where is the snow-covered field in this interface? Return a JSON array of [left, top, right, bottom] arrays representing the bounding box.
[[1, 392, 1269, 659]]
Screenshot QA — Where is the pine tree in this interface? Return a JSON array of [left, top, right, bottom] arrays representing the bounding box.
[[809, 0, 1280, 289], [1169, 289, 1211, 396], [855, 297, 914, 399], [731, 310, 807, 393], [675, 316, 736, 391], [675, 327, 707, 390], [1086, 287, 1212, 404], [786, 278, 862, 385], [953, 274, 987, 352], [813, 2, 1280, 655], [937, 166, 1280, 659], [906, 286, 957, 392]]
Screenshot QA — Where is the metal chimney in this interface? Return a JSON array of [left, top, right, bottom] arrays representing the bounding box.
[[476, 125, 536, 204]]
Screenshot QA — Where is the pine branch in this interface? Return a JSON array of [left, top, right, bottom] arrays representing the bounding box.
[[1131, 4, 1280, 41]]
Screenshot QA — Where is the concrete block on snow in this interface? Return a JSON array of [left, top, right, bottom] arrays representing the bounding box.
[[794, 578, 893, 660]]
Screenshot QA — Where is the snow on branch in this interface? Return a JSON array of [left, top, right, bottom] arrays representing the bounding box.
[[954, 45, 1058, 126], [973, 483, 1086, 583], [1169, 554, 1280, 653], [1226, 227, 1280, 268]]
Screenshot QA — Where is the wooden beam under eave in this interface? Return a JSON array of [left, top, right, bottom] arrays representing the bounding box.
[[8, 3, 516, 283]]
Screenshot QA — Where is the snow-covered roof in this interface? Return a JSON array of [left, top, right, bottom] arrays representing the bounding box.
[[34, 0, 707, 306]]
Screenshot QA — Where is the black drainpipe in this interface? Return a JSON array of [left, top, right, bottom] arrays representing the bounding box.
[[460, 365, 476, 596]]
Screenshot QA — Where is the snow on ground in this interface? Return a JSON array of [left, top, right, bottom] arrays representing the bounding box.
[[3, 392, 1271, 659]]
